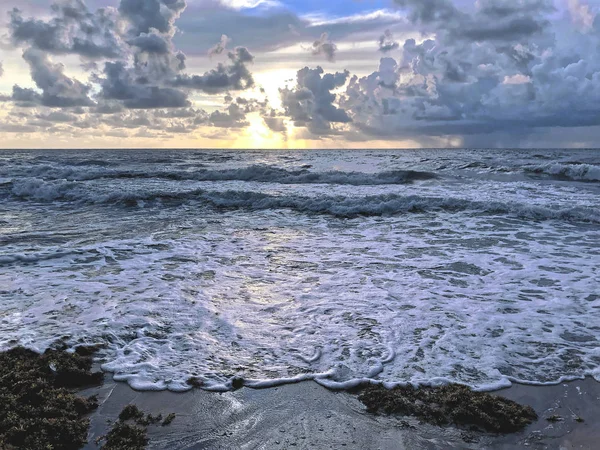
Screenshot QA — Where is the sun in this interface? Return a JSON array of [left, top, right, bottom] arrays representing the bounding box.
[[232, 113, 288, 149]]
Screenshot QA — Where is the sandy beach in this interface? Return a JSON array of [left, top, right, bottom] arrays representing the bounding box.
[[79, 376, 600, 449]]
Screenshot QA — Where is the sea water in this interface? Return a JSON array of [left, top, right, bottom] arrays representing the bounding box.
[[0, 148, 599, 391]]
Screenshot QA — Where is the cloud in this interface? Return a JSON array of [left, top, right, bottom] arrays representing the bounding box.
[[118, 0, 187, 36], [208, 34, 231, 57], [9, 2, 123, 59], [171, 47, 255, 93], [393, 0, 458, 25], [378, 30, 399, 53], [0, 0, 267, 140], [278, 66, 351, 136], [36, 111, 78, 123], [263, 115, 286, 132], [209, 103, 248, 127], [11, 86, 42, 105], [128, 32, 171, 54], [309, 32, 337, 62], [218, 0, 282, 10], [393, 0, 553, 42], [304, 9, 405, 27], [15, 48, 94, 107], [328, 0, 600, 144], [173, 6, 405, 56], [567, 0, 595, 31], [4, 0, 600, 147], [98, 61, 190, 108]]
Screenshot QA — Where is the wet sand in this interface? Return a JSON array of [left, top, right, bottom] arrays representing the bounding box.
[[81, 377, 600, 449]]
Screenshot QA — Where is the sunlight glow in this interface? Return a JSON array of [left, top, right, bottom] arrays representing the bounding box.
[[230, 113, 288, 148]]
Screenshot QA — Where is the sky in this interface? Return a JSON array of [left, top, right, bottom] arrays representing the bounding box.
[[0, 0, 599, 148]]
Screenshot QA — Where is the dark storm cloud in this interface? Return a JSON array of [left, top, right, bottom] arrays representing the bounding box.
[[171, 47, 254, 93], [9, 2, 123, 59]]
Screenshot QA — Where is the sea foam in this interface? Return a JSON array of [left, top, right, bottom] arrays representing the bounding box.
[[2, 148, 600, 393]]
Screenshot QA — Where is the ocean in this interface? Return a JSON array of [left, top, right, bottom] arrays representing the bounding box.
[[0, 148, 599, 392]]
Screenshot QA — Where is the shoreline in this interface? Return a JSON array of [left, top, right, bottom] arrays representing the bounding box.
[[80, 373, 600, 449]]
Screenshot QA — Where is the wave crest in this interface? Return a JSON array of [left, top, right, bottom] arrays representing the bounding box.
[[525, 163, 600, 182], [6, 178, 598, 223], [11, 165, 436, 185]]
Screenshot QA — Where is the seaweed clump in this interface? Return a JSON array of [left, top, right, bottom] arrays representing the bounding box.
[[101, 422, 149, 450], [0, 346, 104, 449], [100, 405, 175, 449], [358, 383, 537, 433]]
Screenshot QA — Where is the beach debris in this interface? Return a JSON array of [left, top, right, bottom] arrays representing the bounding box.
[[140, 413, 163, 426], [101, 422, 149, 450], [186, 376, 204, 387], [118, 405, 164, 426], [566, 406, 585, 423], [231, 376, 244, 390], [357, 383, 537, 433], [0, 346, 103, 449], [162, 413, 176, 426], [100, 405, 175, 449], [119, 405, 145, 422]]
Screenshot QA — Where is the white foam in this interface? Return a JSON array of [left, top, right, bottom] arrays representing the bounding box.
[[2, 149, 600, 392]]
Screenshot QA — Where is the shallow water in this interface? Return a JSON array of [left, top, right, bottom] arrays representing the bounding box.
[[1, 148, 599, 391]]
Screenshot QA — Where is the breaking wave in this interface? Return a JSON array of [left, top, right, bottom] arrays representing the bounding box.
[[6, 178, 599, 223], [10, 164, 436, 185], [525, 163, 600, 182]]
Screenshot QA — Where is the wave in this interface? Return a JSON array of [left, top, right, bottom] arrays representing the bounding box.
[[13, 164, 436, 185], [0, 250, 82, 266], [6, 178, 599, 223], [525, 163, 600, 182]]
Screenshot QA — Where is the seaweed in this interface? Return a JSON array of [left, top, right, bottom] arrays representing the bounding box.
[[186, 376, 203, 387], [101, 422, 149, 450], [358, 383, 538, 434], [0, 346, 103, 450], [231, 376, 244, 390], [99, 405, 175, 449], [118, 405, 145, 422], [162, 413, 176, 426]]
